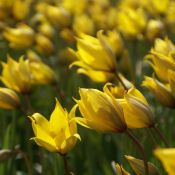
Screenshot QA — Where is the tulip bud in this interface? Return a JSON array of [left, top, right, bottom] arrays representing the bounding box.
[[44, 5, 71, 27], [35, 34, 54, 55], [146, 20, 164, 41], [1, 56, 32, 93], [28, 57, 56, 85], [0, 87, 20, 109], [125, 155, 160, 175], [3, 24, 35, 49], [75, 88, 127, 133], [115, 163, 130, 175], [142, 76, 175, 108], [12, 0, 31, 20], [73, 14, 95, 36], [120, 88, 155, 129]]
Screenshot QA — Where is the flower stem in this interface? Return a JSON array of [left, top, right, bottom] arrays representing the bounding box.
[[63, 155, 71, 175], [153, 125, 169, 147], [126, 130, 149, 175], [115, 73, 128, 90]]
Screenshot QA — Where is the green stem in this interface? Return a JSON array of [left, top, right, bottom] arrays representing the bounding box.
[[62, 155, 71, 175], [115, 73, 128, 90], [126, 130, 149, 175], [153, 125, 169, 147]]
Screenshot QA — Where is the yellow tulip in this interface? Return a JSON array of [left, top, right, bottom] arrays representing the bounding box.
[[0, 87, 20, 109], [116, 7, 147, 38], [75, 88, 126, 133], [115, 163, 130, 175], [146, 20, 164, 41], [69, 30, 117, 83], [125, 155, 160, 175], [0, 56, 32, 93], [35, 34, 54, 55], [154, 148, 175, 175], [61, 0, 87, 15], [73, 14, 95, 36], [3, 24, 35, 49], [29, 99, 80, 154], [152, 38, 175, 56], [119, 88, 155, 129], [37, 3, 71, 27], [12, 0, 32, 20], [28, 56, 56, 85], [142, 76, 175, 108]]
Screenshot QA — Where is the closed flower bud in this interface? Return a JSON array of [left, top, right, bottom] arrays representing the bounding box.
[[120, 88, 155, 129], [116, 7, 147, 38], [1, 56, 32, 93], [115, 163, 130, 175], [28, 56, 56, 85], [3, 24, 35, 49], [38, 22, 55, 39], [29, 99, 80, 154], [75, 88, 126, 133], [73, 14, 95, 36], [40, 4, 71, 27], [146, 20, 164, 41], [142, 76, 175, 108], [0, 87, 20, 109], [12, 0, 32, 20], [154, 148, 175, 175], [35, 34, 54, 55], [125, 155, 160, 175], [146, 38, 175, 82], [69, 30, 117, 83]]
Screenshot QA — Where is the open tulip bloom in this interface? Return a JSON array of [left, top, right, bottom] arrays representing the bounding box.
[[29, 99, 80, 155]]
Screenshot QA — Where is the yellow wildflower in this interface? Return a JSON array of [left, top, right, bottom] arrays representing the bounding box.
[[69, 31, 117, 83], [142, 76, 175, 108], [154, 148, 175, 175], [1, 56, 32, 93], [0, 87, 20, 109], [75, 88, 126, 133], [119, 88, 155, 129], [29, 99, 80, 154], [3, 24, 35, 49], [125, 155, 160, 175]]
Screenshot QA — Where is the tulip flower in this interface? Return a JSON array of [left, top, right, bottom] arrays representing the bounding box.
[[73, 14, 95, 36], [69, 30, 117, 83], [0, 87, 20, 109], [75, 88, 126, 133], [1, 56, 32, 93], [28, 55, 56, 85], [3, 24, 35, 49], [116, 7, 147, 38], [154, 148, 175, 175], [146, 38, 175, 82], [125, 155, 160, 175], [115, 163, 130, 175], [119, 88, 155, 129], [142, 76, 175, 108], [12, 0, 32, 20], [29, 99, 80, 154], [35, 33, 54, 55]]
